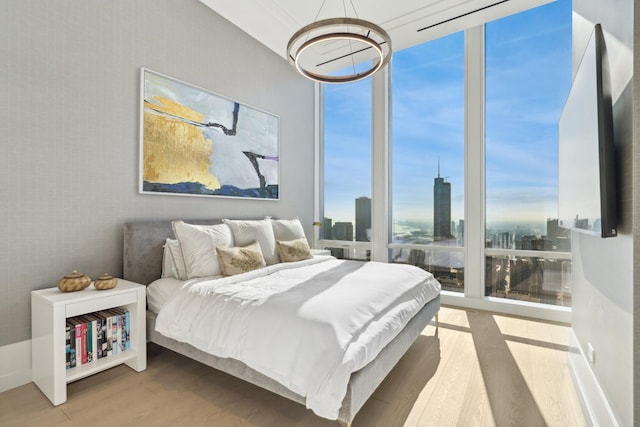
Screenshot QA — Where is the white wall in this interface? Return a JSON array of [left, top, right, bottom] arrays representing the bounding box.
[[0, 0, 314, 353], [569, 0, 635, 425]]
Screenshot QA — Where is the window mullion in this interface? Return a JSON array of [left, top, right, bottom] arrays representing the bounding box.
[[314, 82, 323, 248], [464, 25, 486, 299], [371, 64, 391, 263]]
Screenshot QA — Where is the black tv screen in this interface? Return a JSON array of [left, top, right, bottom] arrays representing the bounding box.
[[558, 24, 617, 238]]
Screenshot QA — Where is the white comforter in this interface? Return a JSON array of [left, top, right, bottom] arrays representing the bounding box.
[[154, 256, 440, 419]]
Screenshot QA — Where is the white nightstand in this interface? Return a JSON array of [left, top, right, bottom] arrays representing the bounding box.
[[31, 279, 146, 405]]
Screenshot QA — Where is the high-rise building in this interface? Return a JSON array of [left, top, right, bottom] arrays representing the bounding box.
[[323, 217, 333, 240], [408, 249, 426, 267], [333, 222, 354, 241], [355, 196, 371, 242], [433, 162, 452, 241], [547, 218, 571, 251]]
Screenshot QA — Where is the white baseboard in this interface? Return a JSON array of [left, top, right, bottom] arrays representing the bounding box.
[[567, 329, 620, 427], [0, 340, 32, 393]]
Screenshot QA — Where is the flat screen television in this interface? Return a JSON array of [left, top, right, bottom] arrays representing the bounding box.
[[558, 24, 617, 238]]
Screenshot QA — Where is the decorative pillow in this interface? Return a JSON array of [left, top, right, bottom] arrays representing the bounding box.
[[222, 219, 279, 265], [271, 217, 307, 242], [172, 220, 234, 279], [276, 238, 313, 263], [216, 241, 266, 276]]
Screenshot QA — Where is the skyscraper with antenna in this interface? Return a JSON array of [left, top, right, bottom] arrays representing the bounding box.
[[434, 158, 452, 241]]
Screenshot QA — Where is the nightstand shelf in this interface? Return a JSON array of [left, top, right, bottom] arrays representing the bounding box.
[[65, 350, 138, 383], [31, 279, 146, 406]]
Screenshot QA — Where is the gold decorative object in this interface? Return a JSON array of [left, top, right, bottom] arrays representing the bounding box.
[[57, 270, 91, 292], [94, 274, 118, 290]]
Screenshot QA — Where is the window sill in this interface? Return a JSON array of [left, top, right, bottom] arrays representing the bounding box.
[[440, 291, 571, 323]]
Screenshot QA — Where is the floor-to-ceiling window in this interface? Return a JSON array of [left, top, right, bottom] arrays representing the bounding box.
[[390, 32, 465, 293], [320, 0, 571, 314], [484, 0, 572, 306], [322, 78, 372, 260]]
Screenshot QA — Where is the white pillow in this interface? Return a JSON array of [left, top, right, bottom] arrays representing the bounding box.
[[172, 220, 234, 279], [162, 238, 187, 280], [161, 238, 174, 278], [271, 217, 307, 241], [161, 238, 177, 278], [222, 219, 279, 265]]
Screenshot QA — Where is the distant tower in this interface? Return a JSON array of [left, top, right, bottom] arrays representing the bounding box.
[[355, 196, 372, 242], [434, 159, 452, 241], [333, 222, 354, 241], [323, 217, 333, 240]]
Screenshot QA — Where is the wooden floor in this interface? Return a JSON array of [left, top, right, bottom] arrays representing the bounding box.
[[0, 306, 586, 427]]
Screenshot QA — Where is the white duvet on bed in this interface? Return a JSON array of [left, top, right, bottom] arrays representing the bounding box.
[[146, 277, 184, 313], [154, 256, 440, 420]]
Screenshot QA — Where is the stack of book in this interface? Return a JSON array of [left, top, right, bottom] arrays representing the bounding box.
[[65, 307, 130, 369]]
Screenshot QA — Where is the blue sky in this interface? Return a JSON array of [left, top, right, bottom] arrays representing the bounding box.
[[324, 0, 572, 229]]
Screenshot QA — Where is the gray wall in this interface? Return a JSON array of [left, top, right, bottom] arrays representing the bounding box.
[[0, 0, 314, 346], [571, 0, 635, 425], [635, 2, 640, 424]]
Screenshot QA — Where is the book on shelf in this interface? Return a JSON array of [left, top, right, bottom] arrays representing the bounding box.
[[64, 307, 130, 369], [94, 310, 109, 356], [65, 324, 72, 369], [107, 308, 119, 355], [78, 315, 92, 363], [110, 306, 130, 352], [99, 308, 122, 356], [98, 314, 107, 358], [85, 313, 101, 359], [95, 309, 112, 357], [66, 317, 84, 367], [66, 320, 77, 369], [124, 310, 130, 350], [80, 313, 99, 362], [81, 321, 88, 364]]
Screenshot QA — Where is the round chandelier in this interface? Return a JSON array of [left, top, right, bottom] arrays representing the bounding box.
[[286, 4, 392, 84]]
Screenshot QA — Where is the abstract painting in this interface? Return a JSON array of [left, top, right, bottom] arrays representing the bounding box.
[[139, 68, 279, 199]]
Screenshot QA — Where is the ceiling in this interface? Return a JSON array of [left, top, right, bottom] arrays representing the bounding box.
[[200, 0, 553, 72]]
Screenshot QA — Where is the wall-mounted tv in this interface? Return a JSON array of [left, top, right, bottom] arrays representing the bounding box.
[[558, 24, 617, 238]]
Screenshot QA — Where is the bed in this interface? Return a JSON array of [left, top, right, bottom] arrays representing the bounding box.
[[123, 219, 440, 426]]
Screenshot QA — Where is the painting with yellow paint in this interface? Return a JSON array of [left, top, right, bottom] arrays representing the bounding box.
[[139, 68, 279, 199]]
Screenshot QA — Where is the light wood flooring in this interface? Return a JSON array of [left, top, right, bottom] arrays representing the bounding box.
[[0, 306, 586, 427]]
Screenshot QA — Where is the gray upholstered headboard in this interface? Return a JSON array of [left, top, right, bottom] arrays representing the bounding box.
[[123, 219, 221, 285]]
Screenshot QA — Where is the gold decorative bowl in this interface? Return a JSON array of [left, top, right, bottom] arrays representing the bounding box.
[[58, 271, 91, 292], [94, 274, 117, 290]]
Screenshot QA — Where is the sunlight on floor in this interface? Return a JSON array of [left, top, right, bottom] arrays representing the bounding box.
[[0, 305, 586, 427], [394, 306, 586, 427]]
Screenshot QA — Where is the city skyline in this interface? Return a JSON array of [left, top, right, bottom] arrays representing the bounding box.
[[324, 168, 566, 247], [323, 0, 571, 232]]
